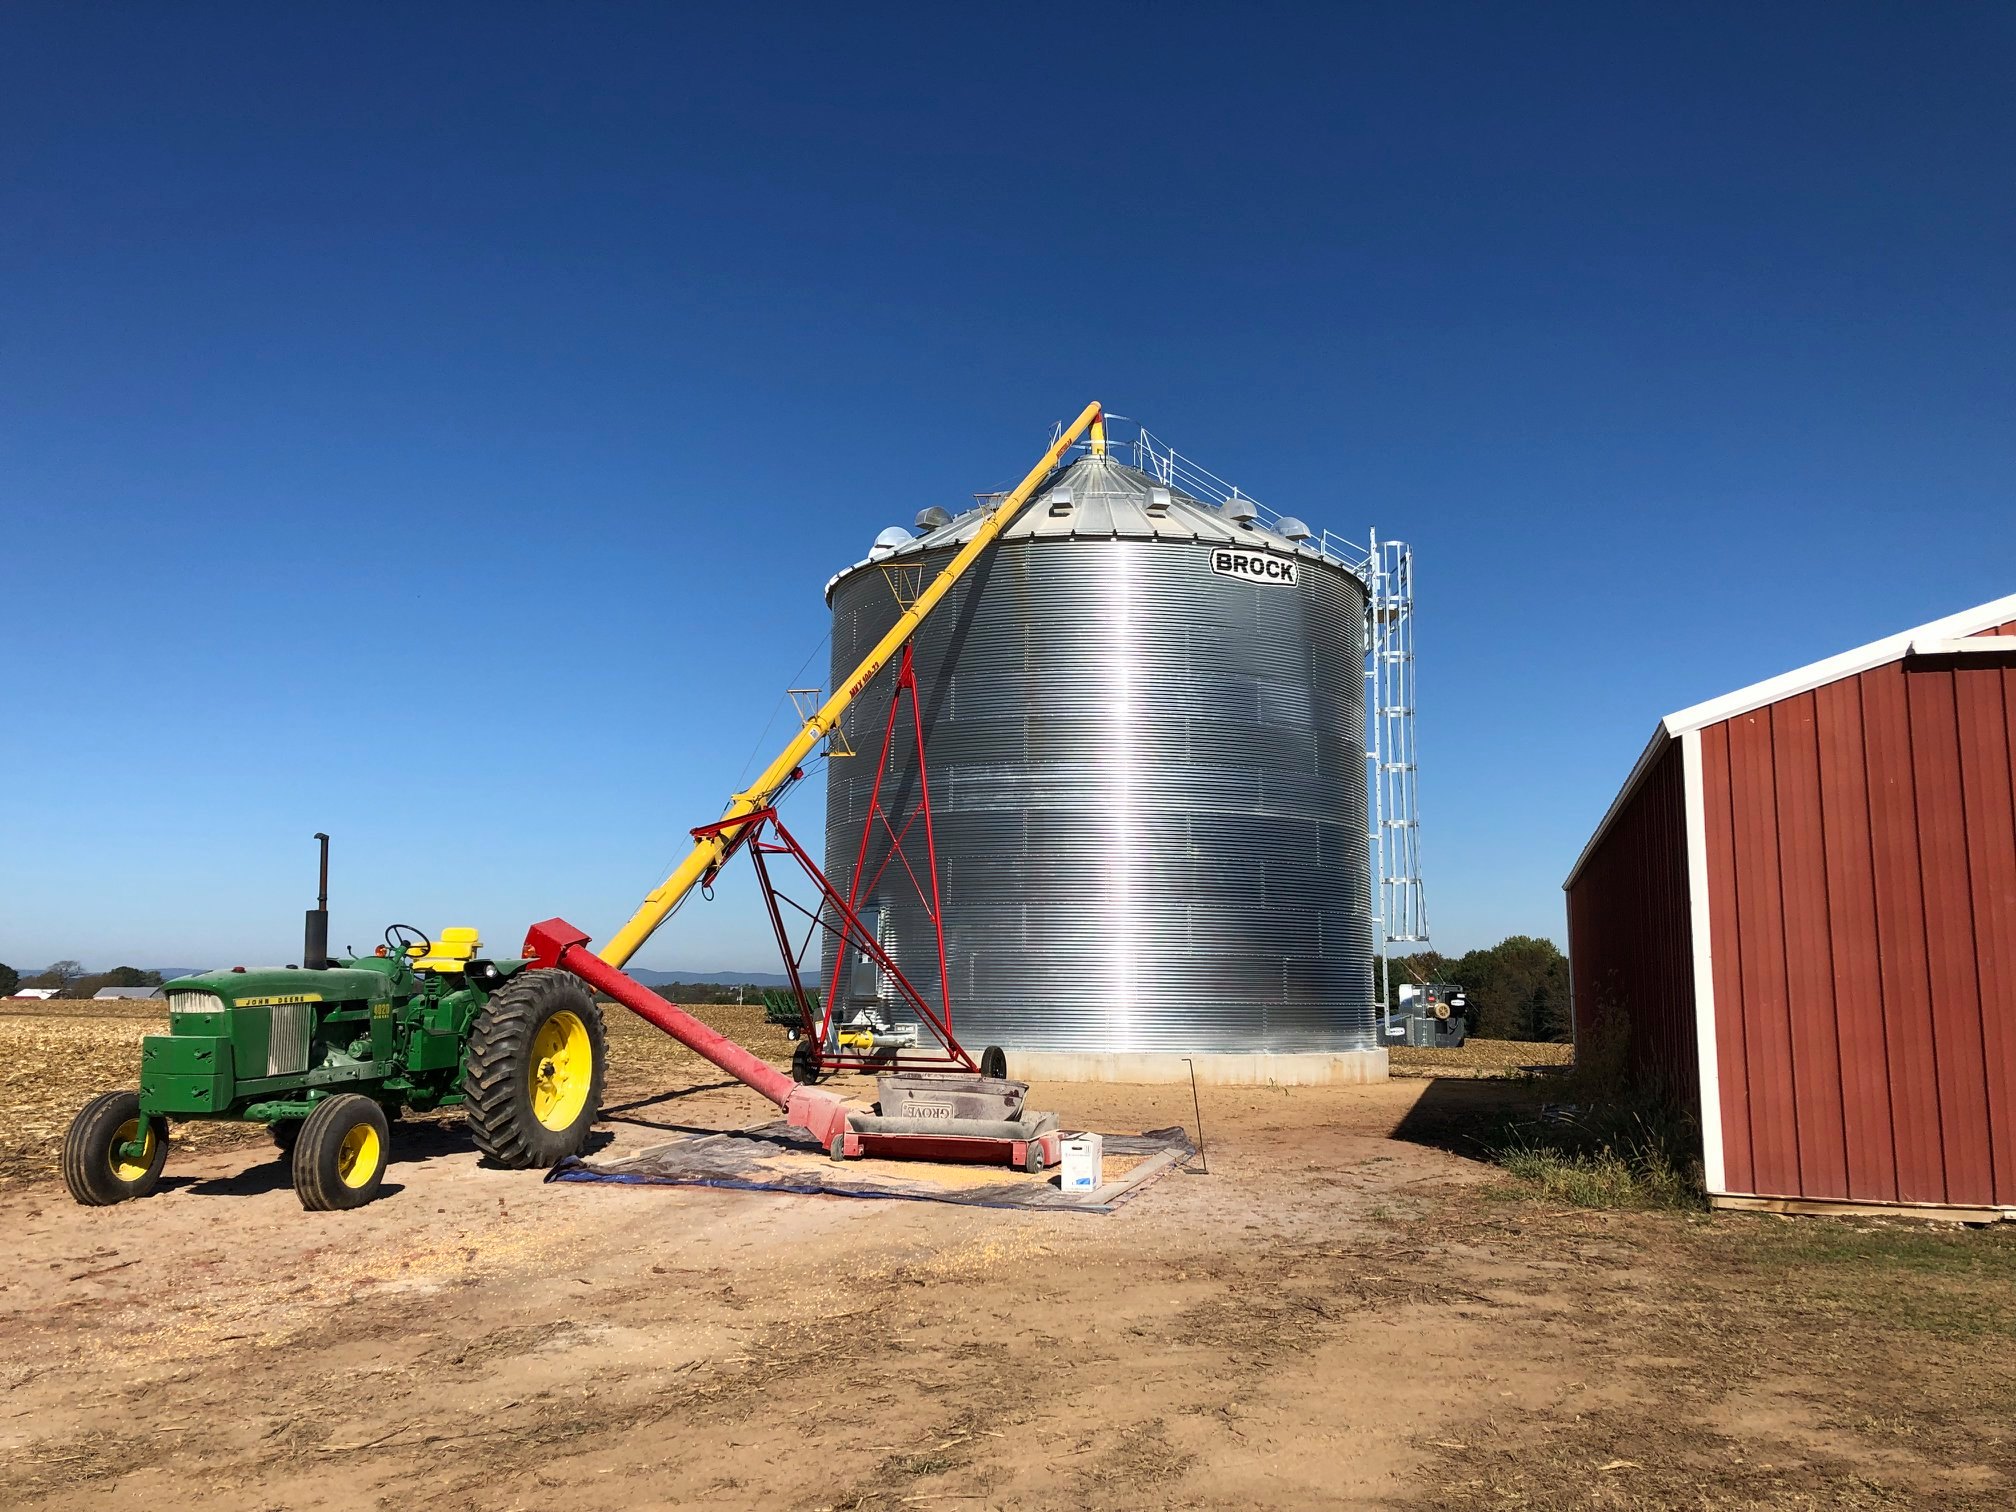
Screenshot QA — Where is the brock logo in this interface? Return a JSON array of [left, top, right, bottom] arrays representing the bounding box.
[[1211, 548, 1297, 585]]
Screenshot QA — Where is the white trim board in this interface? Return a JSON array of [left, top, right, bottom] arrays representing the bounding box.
[[1906, 636, 2016, 658], [1562, 727, 1672, 890], [1563, 591, 2016, 890], [1661, 591, 2016, 736], [1681, 728, 1726, 1195]]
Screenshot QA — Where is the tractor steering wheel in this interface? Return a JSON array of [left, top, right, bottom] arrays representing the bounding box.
[[384, 924, 432, 961]]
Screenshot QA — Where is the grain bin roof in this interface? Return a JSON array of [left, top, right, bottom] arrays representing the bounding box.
[[826, 455, 1322, 600]]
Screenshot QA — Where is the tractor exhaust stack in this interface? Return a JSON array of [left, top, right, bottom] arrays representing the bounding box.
[[303, 831, 331, 970]]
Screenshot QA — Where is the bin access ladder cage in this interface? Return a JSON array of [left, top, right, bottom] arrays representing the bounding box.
[[1366, 532, 1427, 1029]]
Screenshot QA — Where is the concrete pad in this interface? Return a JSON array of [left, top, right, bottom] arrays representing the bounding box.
[[1006, 1048, 1388, 1086]]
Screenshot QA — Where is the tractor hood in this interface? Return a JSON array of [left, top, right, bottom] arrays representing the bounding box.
[[161, 965, 396, 1006]]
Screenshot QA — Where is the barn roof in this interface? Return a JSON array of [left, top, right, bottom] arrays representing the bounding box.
[[1565, 590, 2016, 890]]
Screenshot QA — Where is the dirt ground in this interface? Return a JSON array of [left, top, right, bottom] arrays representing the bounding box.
[[4, 1004, 2015, 1510]]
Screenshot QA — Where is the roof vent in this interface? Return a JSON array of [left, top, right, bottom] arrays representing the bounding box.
[[1146, 486, 1173, 517], [1045, 487, 1075, 517], [914, 506, 952, 532], [1275, 516, 1312, 543], [868, 525, 915, 560], [1222, 492, 1258, 525]]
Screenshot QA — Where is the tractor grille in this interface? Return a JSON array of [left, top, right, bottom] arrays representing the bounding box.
[[168, 991, 224, 1015], [265, 1001, 312, 1076]]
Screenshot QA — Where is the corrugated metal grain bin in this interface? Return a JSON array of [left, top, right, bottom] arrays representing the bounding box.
[[1564, 594, 2016, 1219], [823, 452, 1374, 1059]]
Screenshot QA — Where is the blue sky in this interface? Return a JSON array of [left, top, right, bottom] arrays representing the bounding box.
[[3, 4, 2011, 973]]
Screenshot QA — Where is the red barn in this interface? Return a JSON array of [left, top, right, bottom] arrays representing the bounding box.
[[1564, 593, 2016, 1219]]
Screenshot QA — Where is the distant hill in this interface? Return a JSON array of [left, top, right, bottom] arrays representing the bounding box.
[[625, 969, 790, 988]]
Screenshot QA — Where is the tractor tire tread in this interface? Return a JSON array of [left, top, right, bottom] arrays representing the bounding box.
[[292, 1093, 391, 1211], [63, 1090, 166, 1206], [461, 970, 606, 1170]]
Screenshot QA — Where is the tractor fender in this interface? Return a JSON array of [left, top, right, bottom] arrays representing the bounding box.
[[465, 958, 536, 991]]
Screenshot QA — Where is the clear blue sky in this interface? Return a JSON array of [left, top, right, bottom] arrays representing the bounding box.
[[3, 5, 2011, 974]]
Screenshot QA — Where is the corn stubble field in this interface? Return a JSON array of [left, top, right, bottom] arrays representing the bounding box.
[[4, 994, 798, 1190], [7, 998, 2016, 1508]]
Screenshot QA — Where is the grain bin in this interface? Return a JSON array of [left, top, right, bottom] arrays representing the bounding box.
[[823, 451, 1374, 1069]]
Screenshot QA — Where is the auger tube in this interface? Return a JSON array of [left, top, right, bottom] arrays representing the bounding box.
[[596, 400, 1105, 969]]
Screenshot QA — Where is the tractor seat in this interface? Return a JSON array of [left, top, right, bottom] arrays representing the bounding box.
[[411, 926, 482, 973]]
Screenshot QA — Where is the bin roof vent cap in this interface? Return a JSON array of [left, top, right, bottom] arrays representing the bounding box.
[[868, 525, 915, 560]]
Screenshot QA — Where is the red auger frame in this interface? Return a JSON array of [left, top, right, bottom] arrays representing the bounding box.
[[520, 920, 1061, 1170], [804, 642, 973, 1076], [522, 916, 852, 1151], [700, 803, 978, 1077]]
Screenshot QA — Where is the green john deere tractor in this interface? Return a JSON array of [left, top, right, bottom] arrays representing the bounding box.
[[62, 835, 608, 1211]]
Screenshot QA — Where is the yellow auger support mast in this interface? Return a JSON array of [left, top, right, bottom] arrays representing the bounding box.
[[597, 400, 1106, 968]]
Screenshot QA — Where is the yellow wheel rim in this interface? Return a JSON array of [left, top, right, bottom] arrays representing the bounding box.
[[109, 1117, 155, 1183], [530, 1010, 592, 1131], [336, 1122, 382, 1188]]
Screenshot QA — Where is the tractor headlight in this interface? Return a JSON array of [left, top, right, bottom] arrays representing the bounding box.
[[169, 991, 226, 1016]]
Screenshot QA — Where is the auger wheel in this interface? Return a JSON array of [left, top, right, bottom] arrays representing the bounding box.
[[463, 969, 607, 1168]]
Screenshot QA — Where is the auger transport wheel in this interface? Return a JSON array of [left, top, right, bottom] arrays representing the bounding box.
[[791, 1041, 821, 1085], [63, 1091, 168, 1206], [463, 969, 607, 1169], [979, 1045, 1008, 1080], [293, 1094, 391, 1211]]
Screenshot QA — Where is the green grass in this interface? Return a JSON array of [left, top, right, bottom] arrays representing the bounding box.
[[1727, 1221, 2016, 1341], [1495, 1142, 1698, 1209], [1481, 1095, 1704, 1211]]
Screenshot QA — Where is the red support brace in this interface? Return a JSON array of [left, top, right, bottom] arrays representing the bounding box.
[[521, 917, 851, 1147]]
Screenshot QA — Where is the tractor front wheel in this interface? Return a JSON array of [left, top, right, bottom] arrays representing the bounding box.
[[63, 1091, 167, 1206], [463, 970, 606, 1169], [293, 1094, 391, 1210]]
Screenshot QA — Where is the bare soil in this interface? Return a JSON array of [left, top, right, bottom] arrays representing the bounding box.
[[3, 1004, 2013, 1509]]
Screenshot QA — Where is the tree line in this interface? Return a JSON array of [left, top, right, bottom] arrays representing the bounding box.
[[647, 980, 778, 1006], [1399, 935, 1571, 1043], [0, 961, 164, 999]]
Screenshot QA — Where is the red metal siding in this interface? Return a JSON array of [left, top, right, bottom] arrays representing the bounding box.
[[1772, 695, 1850, 1196], [1703, 642, 2016, 1206], [1958, 662, 2016, 1204], [1811, 678, 1897, 1200], [1565, 738, 1698, 1115]]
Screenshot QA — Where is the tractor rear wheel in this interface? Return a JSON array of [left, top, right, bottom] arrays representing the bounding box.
[[462, 970, 606, 1169], [63, 1091, 167, 1206], [293, 1094, 390, 1210]]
